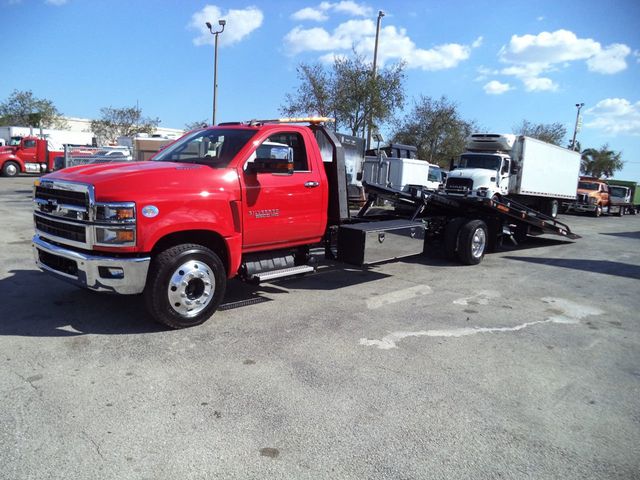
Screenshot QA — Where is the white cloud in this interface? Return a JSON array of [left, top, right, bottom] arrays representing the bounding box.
[[500, 29, 600, 64], [291, 1, 371, 21], [292, 7, 328, 22], [45, 0, 68, 5], [472, 36, 483, 49], [284, 20, 481, 71], [585, 98, 640, 136], [522, 76, 557, 92], [483, 80, 512, 95], [494, 29, 631, 93], [190, 5, 263, 47], [587, 43, 631, 74]]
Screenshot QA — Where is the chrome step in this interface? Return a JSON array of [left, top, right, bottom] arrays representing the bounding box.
[[253, 265, 315, 282]]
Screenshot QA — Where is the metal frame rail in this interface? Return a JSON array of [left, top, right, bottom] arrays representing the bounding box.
[[360, 182, 580, 240]]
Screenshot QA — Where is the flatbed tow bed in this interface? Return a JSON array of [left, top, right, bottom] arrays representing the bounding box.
[[340, 182, 579, 266]]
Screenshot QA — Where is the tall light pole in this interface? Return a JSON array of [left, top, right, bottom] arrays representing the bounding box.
[[206, 19, 226, 125], [571, 102, 584, 151], [366, 10, 385, 150]]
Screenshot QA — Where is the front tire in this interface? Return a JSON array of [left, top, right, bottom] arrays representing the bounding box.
[[2, 161, 19, 177], [594, 205, 602, 217], [144, 243, 226, 329]]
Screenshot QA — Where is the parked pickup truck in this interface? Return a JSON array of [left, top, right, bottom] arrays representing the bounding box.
[[32, 118, 579, 329]]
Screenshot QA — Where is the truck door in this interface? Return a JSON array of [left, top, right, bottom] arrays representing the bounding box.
[[241, 129, 326, 249], [19, 138, 37, 164]]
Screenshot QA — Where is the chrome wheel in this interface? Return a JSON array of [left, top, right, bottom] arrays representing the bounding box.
[[3, 162, 18, 177], [167, 260, 215, 317], [471, 227, 487, 259]]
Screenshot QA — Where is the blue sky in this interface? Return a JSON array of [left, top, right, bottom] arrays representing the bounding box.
[[2, 0, 639, 180]]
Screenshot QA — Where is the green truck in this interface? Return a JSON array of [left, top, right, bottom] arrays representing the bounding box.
[[605, 179, 640, 215]]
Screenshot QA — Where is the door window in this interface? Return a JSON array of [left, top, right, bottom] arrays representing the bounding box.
[[258, 132, 308, 171]]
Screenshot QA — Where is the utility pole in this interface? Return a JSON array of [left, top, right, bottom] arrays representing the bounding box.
[[571, 102, 584, 151], [366, 10, 385, 150], [206, 19, 226, 125]]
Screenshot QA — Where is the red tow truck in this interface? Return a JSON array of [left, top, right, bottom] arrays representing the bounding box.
[[0, 136, 62, 177], [32, 118, 579, 328]]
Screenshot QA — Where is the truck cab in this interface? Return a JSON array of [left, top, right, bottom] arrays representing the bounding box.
[[567, 177, 610, 216], [446, 151, 512, 199], [32, 119, 336, 328]]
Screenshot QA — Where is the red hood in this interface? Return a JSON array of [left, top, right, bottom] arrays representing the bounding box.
[[44, 161, 241, 202], [0, 145, 17, 155]]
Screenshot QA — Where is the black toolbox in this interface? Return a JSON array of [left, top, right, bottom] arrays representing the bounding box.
[[337, 219, 425, 266]]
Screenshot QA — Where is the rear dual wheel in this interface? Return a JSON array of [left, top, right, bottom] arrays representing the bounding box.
[[444, 218, 488, 265]]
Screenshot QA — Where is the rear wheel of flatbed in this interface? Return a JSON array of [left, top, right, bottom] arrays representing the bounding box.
[[457, 220, 488, 265], [144, 243, 226, 329]]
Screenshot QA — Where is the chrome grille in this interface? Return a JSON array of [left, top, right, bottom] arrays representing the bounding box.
[[445, 177, 473, 193], [34, 214, 86, 243], [34, 180, 93, 248]]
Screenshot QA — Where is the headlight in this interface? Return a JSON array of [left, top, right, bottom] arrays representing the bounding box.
[[96, 202, 135, 222], [477, 188, 488, 197], [588, 196, 597, 205], [94, 226, 135, 246]]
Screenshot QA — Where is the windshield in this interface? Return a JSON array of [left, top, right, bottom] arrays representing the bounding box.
[[153, 128, 256, 167], [9, 137, 22, 146], [458, 154, 501, 170], [578, 181, 599, 191]]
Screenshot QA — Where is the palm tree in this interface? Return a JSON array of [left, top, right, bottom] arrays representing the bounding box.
[[580, 144, 624, 178]]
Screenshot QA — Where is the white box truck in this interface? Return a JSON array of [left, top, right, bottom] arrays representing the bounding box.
[[444, 133, 580, 217]]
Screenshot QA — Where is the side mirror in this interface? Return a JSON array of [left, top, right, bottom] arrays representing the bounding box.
[[356, 171, 363, 181], [511, 165, 520, 174], [247, 157, 294, 175]]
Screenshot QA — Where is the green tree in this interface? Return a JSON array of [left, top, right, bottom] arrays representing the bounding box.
[[512, 120, 567, 146], [0, 89, 67, 129], [281, 54, 406, 137], [91, 106, 160, 144], [391, 95, 477, 167], [580, 145, 624, 178]]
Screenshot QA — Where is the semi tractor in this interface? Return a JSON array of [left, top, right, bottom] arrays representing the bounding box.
[[32, 118, 579, 329], [0, 137, 62, 176], [445, 134, 581, 218]]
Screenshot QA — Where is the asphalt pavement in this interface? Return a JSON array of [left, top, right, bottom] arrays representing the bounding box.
[[1, 176, 639, 479]]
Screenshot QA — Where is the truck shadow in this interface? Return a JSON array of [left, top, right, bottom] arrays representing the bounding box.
[[0, 269, 163, 337], [0, 270, 348, 337], [272, 265, 391, 290], [601, 231, 640, 240], [502, 257, 640, 280], [0, 270, 301, 336], [409, 236, 574, 267]]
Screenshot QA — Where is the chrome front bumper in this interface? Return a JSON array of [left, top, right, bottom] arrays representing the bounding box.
[[565, 203, 596, 213], [32, 234, 150, 294]]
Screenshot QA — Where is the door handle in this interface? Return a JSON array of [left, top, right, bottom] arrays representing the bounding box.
[[304, 181, 320, 188]]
